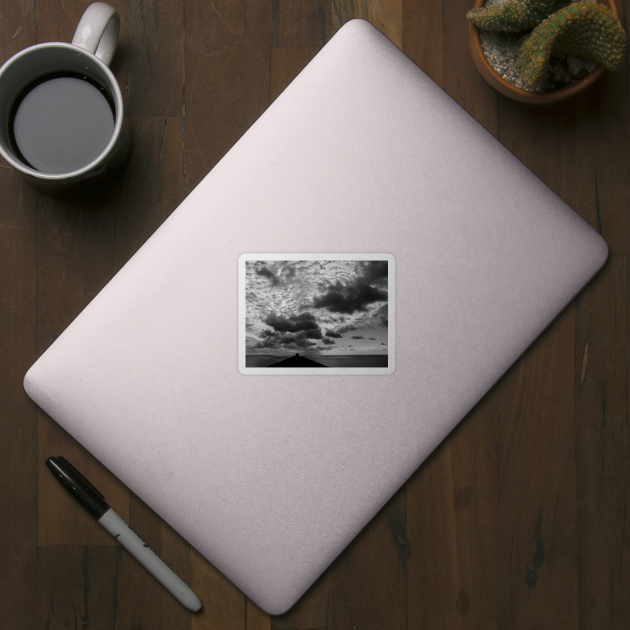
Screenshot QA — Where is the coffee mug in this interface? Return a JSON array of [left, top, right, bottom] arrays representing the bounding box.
[[0, 2, 132, 197]]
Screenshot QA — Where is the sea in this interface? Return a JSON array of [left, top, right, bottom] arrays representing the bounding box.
[[246, 354, 388, 368]]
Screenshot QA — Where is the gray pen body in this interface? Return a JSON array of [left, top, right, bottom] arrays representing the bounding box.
[[99, 508, 202, 612]]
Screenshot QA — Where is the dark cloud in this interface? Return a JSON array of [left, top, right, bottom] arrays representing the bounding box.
[[312, 263, 388, 315], [254, 333, 318, 350], [357, 260, 388, 287], [265, 312, 321, 338], [369, 337, 375, 340], [322, 338, 336, 345], [325, 330, 342, 338], [256, 266, 280, 286], [379, 314, 388, 327], [256, 312, 323, 350], [380, 342, 386, 345], [313, 280, 387, 315], [336, 322, 358, 334], [351, 335, 364, 339]]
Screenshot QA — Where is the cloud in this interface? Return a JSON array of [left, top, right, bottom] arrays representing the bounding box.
[[255, 312, 324, 351], [369, 337, 375, 340], [357, 260, 388, 287], [325, 330, 342, 338], [336, 322, 358, 334], [254, 333, 318, 350], [311, 263, 388, 315], [379, 314, 388, 327], [256, 266, 280, 286], [351, 335, 364, 339], [380, 342, 386, 345], [313, 280, 388, 314], [322, 338, 336, 345], [265, 312, 321, 338]]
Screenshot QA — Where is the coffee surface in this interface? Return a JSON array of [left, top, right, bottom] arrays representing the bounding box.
[[12, 74, 115, 174]]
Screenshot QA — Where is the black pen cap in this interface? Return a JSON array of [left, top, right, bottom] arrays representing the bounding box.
[[46, 456, 110, 519]]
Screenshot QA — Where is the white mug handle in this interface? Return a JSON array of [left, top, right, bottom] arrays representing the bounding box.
[[71, 2, 120, 67]]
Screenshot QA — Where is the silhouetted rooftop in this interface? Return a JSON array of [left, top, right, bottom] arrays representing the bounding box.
[[267, 353, 327, 368]]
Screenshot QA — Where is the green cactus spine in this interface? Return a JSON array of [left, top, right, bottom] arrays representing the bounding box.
[[467, 0, 568, 33], [516, 1, 627, 85]]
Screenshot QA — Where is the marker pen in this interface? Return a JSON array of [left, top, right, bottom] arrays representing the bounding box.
[[46, 456, 202, 613]]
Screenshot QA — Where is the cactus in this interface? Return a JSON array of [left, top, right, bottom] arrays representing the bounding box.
[[467, 0, 568, 33], [516, 1, 627, 85]]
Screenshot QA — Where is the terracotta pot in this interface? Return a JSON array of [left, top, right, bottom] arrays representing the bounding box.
[[468, 0, 619, 103]]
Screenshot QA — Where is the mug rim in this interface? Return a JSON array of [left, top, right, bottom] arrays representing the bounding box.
[[0, 41, 125, 181]]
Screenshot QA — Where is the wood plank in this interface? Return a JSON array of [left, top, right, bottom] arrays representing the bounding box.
[[583, 72, 630, 254], [0, 4, 38, 628], [0, 137, 38, 630], [402, 0, 444, 88], [497, 305, 578, 628], [407, 391, 499, 629], [331, 0, 402, 48], [126, 0, 183, 117], [36, 545, 118, 630], [575, 256, 630, 629], [184, 0, 272, 192], [443, 0, 497, 131], [331, 486, 407, 630], [271, 0, 332, 46]]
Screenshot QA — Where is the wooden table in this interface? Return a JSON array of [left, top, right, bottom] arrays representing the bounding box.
[[1, 1, 628, 628]]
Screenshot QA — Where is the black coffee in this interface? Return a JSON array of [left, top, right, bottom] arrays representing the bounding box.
[[10, 73, 115, 174]]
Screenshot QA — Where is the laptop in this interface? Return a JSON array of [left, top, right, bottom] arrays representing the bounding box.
[[23, 19, 608, 614]]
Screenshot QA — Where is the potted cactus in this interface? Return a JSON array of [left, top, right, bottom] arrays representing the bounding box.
[[467, 0, 627, 102]]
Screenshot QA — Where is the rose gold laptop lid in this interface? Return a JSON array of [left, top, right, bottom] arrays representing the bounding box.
[[24, 19, 607, 614]]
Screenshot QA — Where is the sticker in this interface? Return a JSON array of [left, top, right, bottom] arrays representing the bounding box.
[[239, 254, 394, 375]]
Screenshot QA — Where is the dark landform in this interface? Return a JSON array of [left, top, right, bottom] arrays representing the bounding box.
[[266, 353, 327, 368]]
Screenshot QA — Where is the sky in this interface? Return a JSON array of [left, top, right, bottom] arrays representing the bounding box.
[[245, 259, 389, 355]]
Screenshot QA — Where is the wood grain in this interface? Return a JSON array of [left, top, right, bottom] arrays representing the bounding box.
[[443, 0, 498, 131], [497, 304, 579, 629], [407, 391, 499, 629], [271, 0, 332, 46], [576, 256, 630, 629], [36, 545, 119, 630], [0, 4, 38, 629], [331, 486, 408, 630], [403, 0, 444, 88], [184, 0, 271, 191], [125, 0, 184, 117], [0, 150, 38, 630]]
